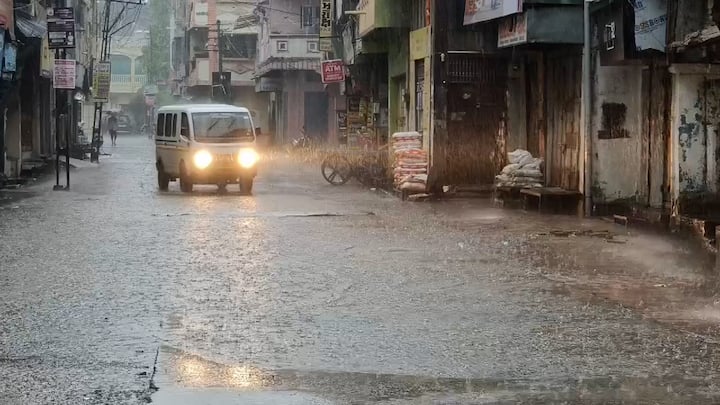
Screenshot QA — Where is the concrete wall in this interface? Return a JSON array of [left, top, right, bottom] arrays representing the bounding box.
[[388, 32, 408, 138], [669, 64, 720, 201], [232, 87, 271, 132], [591, 63, 645, 203], [506, 61, 527, 152], [268, 0, 319, 35]]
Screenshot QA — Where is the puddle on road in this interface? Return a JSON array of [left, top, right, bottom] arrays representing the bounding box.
[[152, 346, 718, 404]]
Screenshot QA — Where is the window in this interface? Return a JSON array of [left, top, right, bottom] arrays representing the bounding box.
[[172, 114, 178, 138], [192, 112, 255, 142], [224, 35, 257, 59], [109, 54, 132, 75], [307, 41, 319, 52], [277, 40, 288, 52], [301, 6, 320, 27], [156, 114, 165, 137], [164, 114, 173, 138], [415, 60, 424, 133], [181, 113, 190, 137]]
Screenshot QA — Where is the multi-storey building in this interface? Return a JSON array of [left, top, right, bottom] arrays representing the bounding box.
[[254, 0, 330, 144], [174, 0, 269, 133]]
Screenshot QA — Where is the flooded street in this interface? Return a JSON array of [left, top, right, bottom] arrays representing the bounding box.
[[2, 136, 720, 404]]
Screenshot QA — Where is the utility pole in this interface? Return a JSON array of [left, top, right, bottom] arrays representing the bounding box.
[[50, 3, 73, 190], [216, 19, 225, 103]]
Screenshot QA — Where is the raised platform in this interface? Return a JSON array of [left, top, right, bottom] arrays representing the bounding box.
[[520, 187, 582, 214]]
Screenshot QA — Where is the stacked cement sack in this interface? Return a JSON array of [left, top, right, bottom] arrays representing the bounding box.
[[392, 132, 428, 192], [495, 149, 544, 188]]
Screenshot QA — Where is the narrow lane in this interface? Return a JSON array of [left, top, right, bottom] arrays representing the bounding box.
[[1, 136, 719, 404]]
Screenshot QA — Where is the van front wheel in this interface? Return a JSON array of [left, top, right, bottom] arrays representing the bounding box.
[[157, 169, 169, 191], [179, 165, 193, 193], [240, 178, 253, 195]]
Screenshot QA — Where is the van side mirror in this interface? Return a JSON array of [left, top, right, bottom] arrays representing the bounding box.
[[255, 127, 262, 135], [180, 128, 188, 137]]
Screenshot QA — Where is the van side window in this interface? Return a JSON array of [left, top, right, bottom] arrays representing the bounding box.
[[164, 114, 173, 139], [156, 114, 165, 137], [172, 114, 178, 138], [180, 113, 189, 137]]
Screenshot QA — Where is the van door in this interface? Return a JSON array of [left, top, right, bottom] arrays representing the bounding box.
[[155, 113, 167, 167], [163, 113, 180, 173]]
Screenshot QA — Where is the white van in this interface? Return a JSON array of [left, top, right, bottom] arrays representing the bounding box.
[[154, 104, 259, 193]]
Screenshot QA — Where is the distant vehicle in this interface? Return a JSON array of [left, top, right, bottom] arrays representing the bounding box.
[[154, 104, 259, 194], [117, 114, 133, 134]]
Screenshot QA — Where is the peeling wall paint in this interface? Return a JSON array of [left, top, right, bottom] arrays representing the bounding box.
[[592, 63, 644, 203], [670, 69, 720, 202]]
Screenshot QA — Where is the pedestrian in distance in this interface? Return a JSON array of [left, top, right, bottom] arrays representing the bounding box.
[[107, 113, 119, 146]]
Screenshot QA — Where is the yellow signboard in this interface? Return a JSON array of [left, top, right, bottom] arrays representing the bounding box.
[[41, 37, 53, 77], [93, 61, 111, 102], [409, 26, 430, 60], [357, 0, 376, 37]]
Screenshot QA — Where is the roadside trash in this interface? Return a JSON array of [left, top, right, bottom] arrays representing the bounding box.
[[495, 149, 544, 189]]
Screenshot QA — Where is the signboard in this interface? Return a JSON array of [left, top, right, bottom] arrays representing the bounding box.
[[41, 37, 53, 77], [93, 61, 111, 102], [410, 26, 430, 60], [319, 0, 333, 52], [320, 0, 333, 38], [53, 59, 76, 89], [464, 0, 522, 25], [0, 0, 14, 40], [321, 59, 345, 84], [48, 7, 76, 49], [357, 0, 375, 37], [633, 0, 666, 52], [498, 12, 527, 48]]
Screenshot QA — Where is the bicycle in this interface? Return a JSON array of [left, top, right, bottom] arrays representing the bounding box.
[[321, 146, 389, 188]]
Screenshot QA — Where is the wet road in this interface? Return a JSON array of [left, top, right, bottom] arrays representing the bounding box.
[[2, 136, 720, 404]]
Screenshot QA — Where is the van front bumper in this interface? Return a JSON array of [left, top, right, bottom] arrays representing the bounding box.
[[189, 166, 257, 184]]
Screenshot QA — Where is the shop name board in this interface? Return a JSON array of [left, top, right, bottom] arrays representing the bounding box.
[[319, 0, 334, 52], [321, 59, 345, 83], [93, 61, 111, 102], [498, 12, 527, 48], [53, 59, 76, 89], [464, 0, 522, 25], [48, 7, 76, 49]]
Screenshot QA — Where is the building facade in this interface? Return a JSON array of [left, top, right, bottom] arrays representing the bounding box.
[[254, 0, 330, 144], [173, 0, 270, 134], [1, 0, 95, 178]]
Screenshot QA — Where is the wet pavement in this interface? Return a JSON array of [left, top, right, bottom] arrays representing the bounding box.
[[2, 136, 720, 404]]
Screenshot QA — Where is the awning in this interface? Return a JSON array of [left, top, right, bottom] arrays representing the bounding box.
[[669, 24, 720, 51], [254, 57, 321, 78], [15, 10, 46, 39]]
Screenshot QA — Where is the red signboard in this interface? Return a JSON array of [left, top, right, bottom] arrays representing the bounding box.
[[321, 60, 345, 84]]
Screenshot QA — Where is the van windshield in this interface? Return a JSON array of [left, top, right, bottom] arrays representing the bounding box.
[[192, 112, 254, 142]]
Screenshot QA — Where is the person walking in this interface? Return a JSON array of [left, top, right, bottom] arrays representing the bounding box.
[[107, 113, 118, 146]]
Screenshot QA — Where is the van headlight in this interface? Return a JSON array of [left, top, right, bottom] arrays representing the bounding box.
[[238, 148, 259, 168], [193, 150, 213, 169]]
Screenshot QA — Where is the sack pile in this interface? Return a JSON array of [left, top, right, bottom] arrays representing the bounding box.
[[495, 149, 544, 188], [392, 132, 427, 192]]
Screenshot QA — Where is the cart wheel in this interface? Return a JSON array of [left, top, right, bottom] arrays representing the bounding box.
[[321, 154, 351, 185]]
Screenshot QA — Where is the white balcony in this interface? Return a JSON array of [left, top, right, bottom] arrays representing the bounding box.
[[110, 74, 147, 94]]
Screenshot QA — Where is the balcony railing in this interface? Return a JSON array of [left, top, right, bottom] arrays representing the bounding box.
[[110, 74, 148, 93]]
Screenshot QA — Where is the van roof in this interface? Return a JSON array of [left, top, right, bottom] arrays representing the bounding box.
[[157, 104, 250, 114]]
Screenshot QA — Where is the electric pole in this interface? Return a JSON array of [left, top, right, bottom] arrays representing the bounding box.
[[216, 19, 225, 103]]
